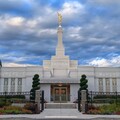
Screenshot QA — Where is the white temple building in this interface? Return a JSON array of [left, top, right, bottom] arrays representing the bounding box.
[[0, 16, 120, 103]]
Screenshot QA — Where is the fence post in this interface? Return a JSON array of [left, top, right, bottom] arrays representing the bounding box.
[[4, 91, 7, 104], [78, 90, 81, 112], [115, 91, 117, 105], [41, 90, 44, 112], [90, 91, 92, 107], [35, 90, 41, 114], [81, 90, 87, 113]]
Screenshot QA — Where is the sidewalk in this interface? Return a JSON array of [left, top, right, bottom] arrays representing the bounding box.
[[0, 109, 120, 119]]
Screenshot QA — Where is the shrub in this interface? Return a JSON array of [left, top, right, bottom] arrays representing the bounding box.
[[4, 106, 22, 111], [0, 100, 11, 108], [0, 101, 6, 108], [24, 103, 36, 113], [79, 74, 88, 91], [22, 109, 32, 114], [88, 103, 120, 115], [0, 95, 25, 99], [87, 109, 101, 114], [0, 106, 32, 114], [94, 95, 120, 99], [30, 74, 40, 101]]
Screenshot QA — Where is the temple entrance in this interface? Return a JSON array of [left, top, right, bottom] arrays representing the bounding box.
[[51, 84, 70, 102], [54, 87, 67, 102]]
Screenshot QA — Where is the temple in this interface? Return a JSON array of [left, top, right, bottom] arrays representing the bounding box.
[[0, 15, 120, 102]]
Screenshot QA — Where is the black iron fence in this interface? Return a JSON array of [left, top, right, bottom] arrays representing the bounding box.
[[0, 92, 30, 103], [0, 91, 45, 113], [88, 91, 120, 106], [0, 91, 30, 96]]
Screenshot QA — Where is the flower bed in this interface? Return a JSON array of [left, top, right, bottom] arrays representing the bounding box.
[[87, 103, 120, 115], [0, 106, 32, 114]]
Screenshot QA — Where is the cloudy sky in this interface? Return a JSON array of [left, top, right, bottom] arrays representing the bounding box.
[[0, 0, 120, 67]]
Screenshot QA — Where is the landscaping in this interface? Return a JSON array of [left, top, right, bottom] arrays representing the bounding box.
[[87, 103, 120, 115], [0, 95, 37, 114], [86, 91, 120, 115], [0, 100, 38, 114], [0, 106, 32, 114]]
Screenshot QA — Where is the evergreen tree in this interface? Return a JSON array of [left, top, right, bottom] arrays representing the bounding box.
[[80, 74, 88, 91], [30, 74, 40, 101]]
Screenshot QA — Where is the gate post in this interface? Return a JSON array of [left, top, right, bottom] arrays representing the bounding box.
[[78, 90, 81, 112], [81, 90, 87, 113], [41, 90, 44, 112], [35, 90, 41, 114]]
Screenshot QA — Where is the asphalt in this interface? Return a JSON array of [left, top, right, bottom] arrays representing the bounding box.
[[0, 109, 120, 120]]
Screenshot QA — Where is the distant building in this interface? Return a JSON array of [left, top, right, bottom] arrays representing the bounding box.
[[0, 19, 120, 103]]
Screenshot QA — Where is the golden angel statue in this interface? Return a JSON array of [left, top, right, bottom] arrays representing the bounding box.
[[57, 12, 62, 25]]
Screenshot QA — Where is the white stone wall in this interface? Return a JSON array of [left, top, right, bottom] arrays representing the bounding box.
[[0, 66, 43, 92], [117, 78, 120, 92], [40, 84, 50, 102], [95, 67, 120, 92], [0, 64, 120, 102], [70, 84, 79, 102]]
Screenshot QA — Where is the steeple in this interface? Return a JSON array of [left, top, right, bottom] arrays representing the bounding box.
[[56, 13, 65, 57], [43, 13, 78, 70]]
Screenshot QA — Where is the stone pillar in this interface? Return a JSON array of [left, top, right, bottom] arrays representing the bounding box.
[[35, 90, 41, 113], [78, 90, 81, 112], [81, 90, 87, 113]]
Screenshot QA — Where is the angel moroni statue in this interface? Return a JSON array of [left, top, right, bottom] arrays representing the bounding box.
[[57, 12, 62, 26]]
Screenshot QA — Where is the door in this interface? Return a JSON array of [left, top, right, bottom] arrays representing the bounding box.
[[54, 87, 67, 102]]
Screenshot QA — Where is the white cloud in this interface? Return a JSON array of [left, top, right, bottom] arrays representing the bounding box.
[[88, 56, 120, 67], [111, 56, 120, 65], [88, 58, 111, 67], [62, 1, 84, 14], [60, 1, 85, 21], [36, 28, 56, 37], [3, 62, 36, 67], [89, 0, 120, 5], [26, 20, 37, 28], [6, 17, 24, 26], [65, 26, 82, 40]]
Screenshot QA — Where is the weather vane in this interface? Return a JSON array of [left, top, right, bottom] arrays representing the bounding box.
[[57, 12, 62, 25]]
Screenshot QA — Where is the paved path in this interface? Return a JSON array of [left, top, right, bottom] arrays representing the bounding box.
[[0, 109, 120, 119]]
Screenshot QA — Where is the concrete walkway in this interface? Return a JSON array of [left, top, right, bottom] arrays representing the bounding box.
[[0, 109, 120, 119]]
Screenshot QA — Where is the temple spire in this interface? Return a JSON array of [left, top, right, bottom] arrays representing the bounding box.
[[56, 13, 65, 57]]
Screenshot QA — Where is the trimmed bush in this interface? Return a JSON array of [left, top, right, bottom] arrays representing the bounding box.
[[94, 95, 120, 99], [30, 74, 40, 101], [80, 74, 88, 91], [0, 95, 25, 99], [24, 103, 36, 113]]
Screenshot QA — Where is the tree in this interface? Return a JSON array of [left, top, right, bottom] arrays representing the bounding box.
[[80, 74, 88, 91], [30, 74, 40, 101]]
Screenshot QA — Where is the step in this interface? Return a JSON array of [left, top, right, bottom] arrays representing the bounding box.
[[45, 103, 77, 109]]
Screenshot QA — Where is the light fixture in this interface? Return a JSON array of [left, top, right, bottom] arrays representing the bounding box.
[[58, 83, 62, 87]]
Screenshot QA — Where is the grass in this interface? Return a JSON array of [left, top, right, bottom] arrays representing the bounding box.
[[87, 103, 120, 114], [0, 106, 32, 114]]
